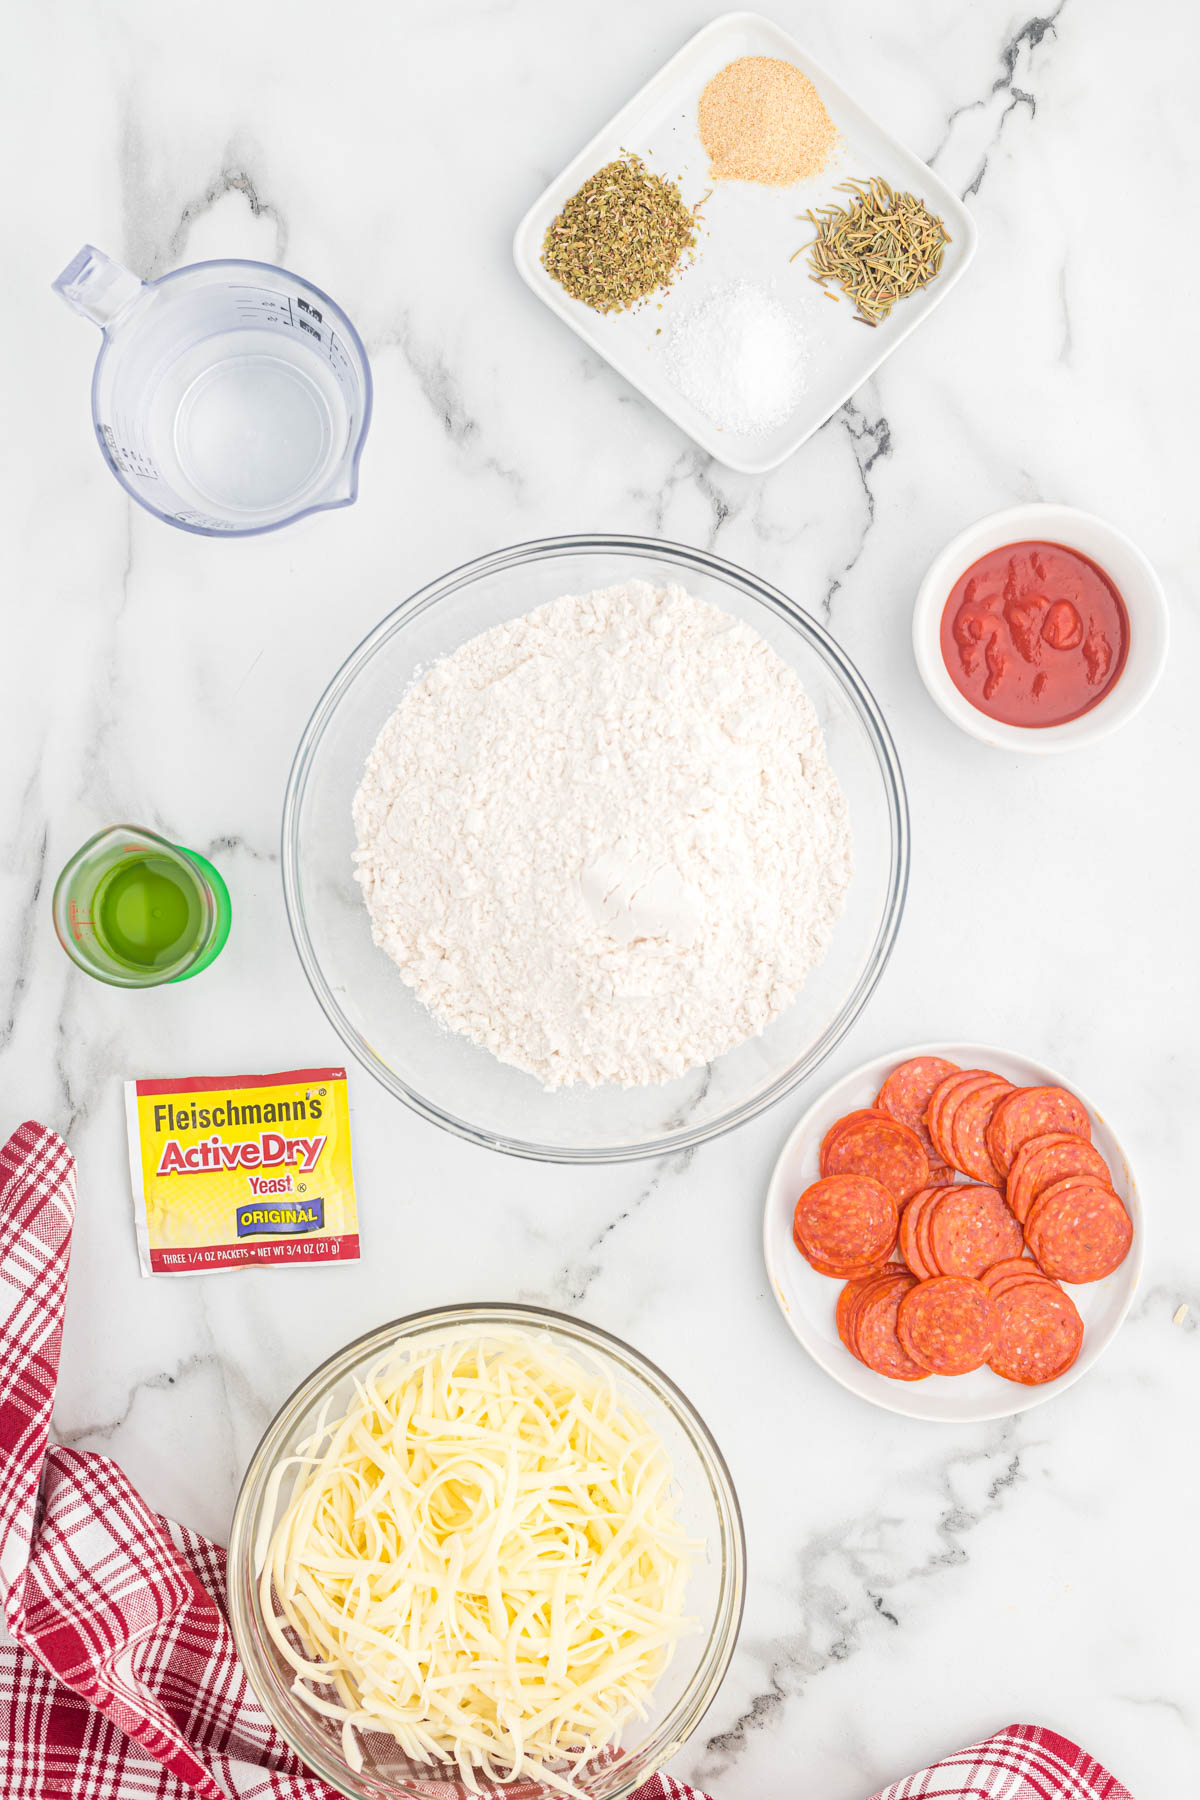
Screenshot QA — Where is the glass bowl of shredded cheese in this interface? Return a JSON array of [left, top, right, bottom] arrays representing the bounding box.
[[283, 533, 908, 1162], [228, 1303, 745, 1800]]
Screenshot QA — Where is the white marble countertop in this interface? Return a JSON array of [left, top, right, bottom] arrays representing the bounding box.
[[4, 0, 1198, 1794]]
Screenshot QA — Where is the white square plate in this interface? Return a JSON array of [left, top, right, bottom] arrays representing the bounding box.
[[762, 1044, 1143, 1422], [513, 11, 978, 474]]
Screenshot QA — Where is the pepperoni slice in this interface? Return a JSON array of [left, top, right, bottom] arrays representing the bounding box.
[[899, 1185, 958, 1278], [844, 1268, 908, 1357], [899, 1188, 942, 1278], [819, 1108, 890, 1174], [804, 1248, 892, 1280], [927, 1070, 994, 1165], [876, 1057, 960, 1125], [821, 1115, 929, 1203], [875, 1057, 960, 1158], [1006, 1132, 1112, 1224], [930, 1070, 1010, 1169], [916, 1184, 945, 1279], [927, 1185, 1024, 1280], [979, 1259, 1056, 1303], [948, 1078, 1013, 1183], [837, 1273, 884, 1354], [896, 1276, 996, 1375], [987, 1282, 1084, 1384], [979, 1256, 1042, 1289], [1024, 1181, 1132, 1283], [987, 1086, 1092, 1176], [852, 1273, 928, 1381], [985, 1268, 1061, 1301], [793, 1174, 898, 1277]]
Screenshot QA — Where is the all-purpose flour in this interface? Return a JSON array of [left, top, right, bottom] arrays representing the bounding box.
[[352, 580, 852, 1089]]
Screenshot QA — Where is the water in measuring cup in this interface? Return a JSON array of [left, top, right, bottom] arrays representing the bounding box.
[[145, 328, 343, 518], [54, 248, 371, 534]]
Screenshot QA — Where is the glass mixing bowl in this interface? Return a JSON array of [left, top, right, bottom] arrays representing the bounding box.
[[282, 535, 908, 1160], [227, 1302, 746, 1800]]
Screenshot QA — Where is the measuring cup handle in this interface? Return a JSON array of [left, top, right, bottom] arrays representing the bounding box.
[[51, 245, 148, 329]]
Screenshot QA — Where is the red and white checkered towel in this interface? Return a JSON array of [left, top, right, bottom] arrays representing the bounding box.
[[0, 1121, 1134, 1800]]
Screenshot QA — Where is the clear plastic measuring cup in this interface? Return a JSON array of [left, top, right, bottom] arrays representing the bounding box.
[[53, 247, 372, 536]]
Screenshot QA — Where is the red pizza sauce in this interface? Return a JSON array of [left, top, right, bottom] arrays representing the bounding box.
[[940, 541, 1129, 727]]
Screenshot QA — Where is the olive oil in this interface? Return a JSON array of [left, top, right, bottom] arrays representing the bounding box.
[[52, 826, 231, 987], [93, 854, 205, 970]]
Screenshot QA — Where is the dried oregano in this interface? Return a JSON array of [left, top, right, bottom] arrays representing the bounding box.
[[541, 152, 699, 314]]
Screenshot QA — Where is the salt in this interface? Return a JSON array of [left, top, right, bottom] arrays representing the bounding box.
[[664, 280, 807, 435]]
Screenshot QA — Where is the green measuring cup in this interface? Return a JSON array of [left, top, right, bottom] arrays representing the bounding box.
[[52, 825, 232, 987]]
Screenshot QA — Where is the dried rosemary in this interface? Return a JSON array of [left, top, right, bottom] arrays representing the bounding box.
[[541, 152, 699, 315], [797, 177, 949, 326]]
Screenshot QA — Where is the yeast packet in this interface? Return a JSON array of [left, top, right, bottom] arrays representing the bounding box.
[[124, 1067, 359, 1276]]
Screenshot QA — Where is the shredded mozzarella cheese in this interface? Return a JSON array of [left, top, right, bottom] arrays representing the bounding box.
[[256, 1331, 698, 1790]]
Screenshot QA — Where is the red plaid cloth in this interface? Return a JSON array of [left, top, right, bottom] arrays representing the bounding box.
[[859, 1725, 1132, 1798], [0, 1123, 1134, 1800]]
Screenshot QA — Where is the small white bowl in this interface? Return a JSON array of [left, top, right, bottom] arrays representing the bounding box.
[[913, 503, 1168, 753]]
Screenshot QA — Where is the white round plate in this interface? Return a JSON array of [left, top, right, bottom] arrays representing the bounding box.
[[763, 1043, 1144, 1421]]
